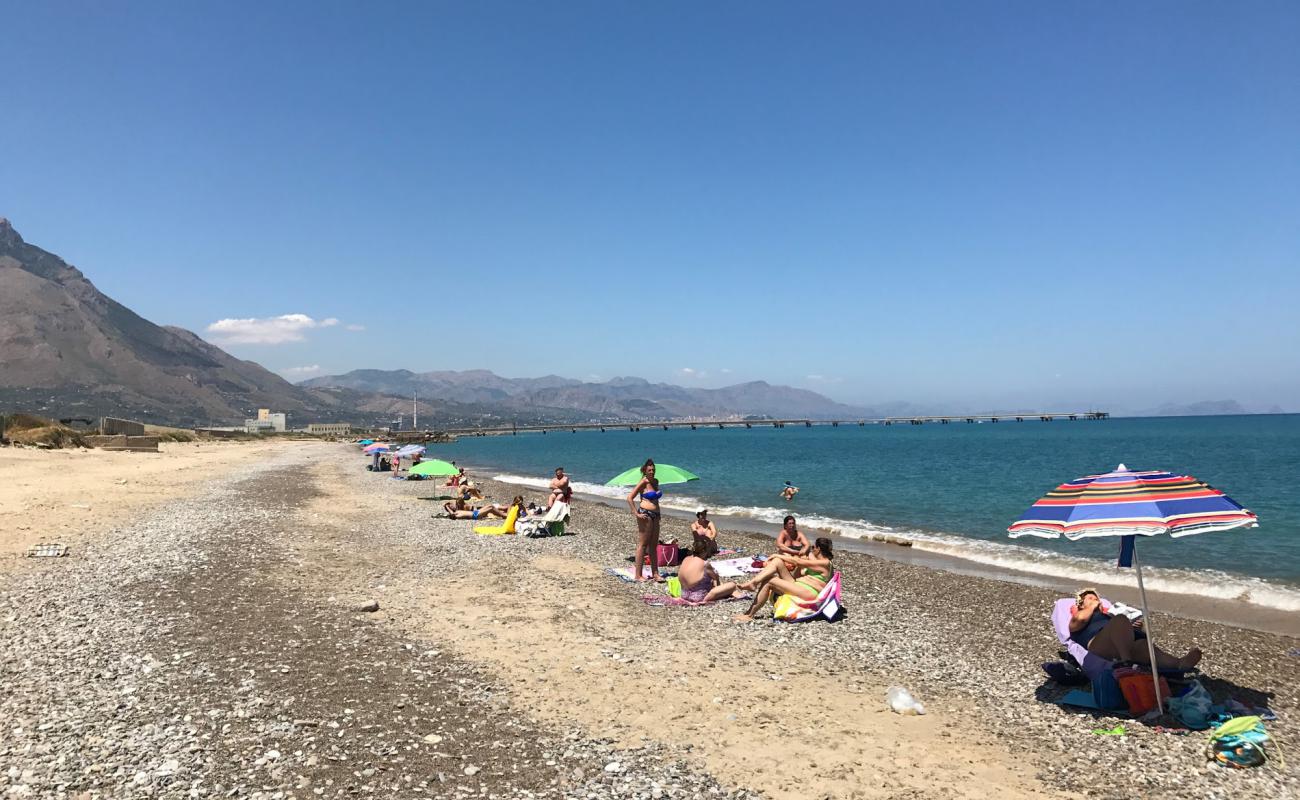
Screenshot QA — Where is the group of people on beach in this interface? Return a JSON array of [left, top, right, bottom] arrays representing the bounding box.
[[423, 453, 1214, 652], [624, 458, 834, 620]]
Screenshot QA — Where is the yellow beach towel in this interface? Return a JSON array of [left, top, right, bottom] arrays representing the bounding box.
[[475, 505, 519, 535]]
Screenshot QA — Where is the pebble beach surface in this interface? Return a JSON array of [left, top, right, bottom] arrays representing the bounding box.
[[2, 442, 1296, 799]]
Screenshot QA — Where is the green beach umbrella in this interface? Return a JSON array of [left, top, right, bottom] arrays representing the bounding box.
[[605, 463, 700, 487], [409, 459, 460, 477]]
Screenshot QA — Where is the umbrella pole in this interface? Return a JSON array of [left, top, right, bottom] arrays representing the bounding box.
[[1131, 541, 1164, 715]]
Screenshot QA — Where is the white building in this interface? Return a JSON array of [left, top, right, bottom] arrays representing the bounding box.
[[245, 412, 287, 433]]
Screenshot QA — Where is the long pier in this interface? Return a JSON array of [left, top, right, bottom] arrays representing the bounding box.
[[436, 411, 1109, 437]]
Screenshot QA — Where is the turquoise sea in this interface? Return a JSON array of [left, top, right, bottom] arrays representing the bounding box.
[[436, 414, 1300, 611]]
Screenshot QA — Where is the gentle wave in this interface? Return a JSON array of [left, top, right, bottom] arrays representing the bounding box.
[[491, 472, 1300, 613]]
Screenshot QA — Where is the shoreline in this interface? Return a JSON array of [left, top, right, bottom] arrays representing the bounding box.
[[463, 460, 1300, 638]]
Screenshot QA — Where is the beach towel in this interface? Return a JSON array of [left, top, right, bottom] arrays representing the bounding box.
[[773, 572, 842, 622], [606, 565, 675, 582], [474, 505, 519, 536], [641, 593, 749, 607], [710, 557, 761, 579]]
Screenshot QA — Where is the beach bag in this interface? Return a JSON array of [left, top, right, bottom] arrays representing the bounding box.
[[1207, 716, 1281, 769], [655, 543, 681, 567], [1114, 668, 1170, 716], [1168, 680, 1214, 730]]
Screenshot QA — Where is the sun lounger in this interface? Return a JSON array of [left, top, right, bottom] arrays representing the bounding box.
[[519, 502, 571, 537], [773, 572, 842, 622], [474, 505, 519, 536]]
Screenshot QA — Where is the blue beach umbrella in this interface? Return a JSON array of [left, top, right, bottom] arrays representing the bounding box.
[[1009, 464, 1258, 712]]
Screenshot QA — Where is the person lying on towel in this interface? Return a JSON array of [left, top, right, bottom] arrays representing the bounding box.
[[733, 537, 834, 622], [442, 496, 525, 522], [1069, 587, 1202, 671], [676, 537, 744, 604]]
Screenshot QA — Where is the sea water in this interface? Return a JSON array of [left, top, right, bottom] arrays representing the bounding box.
[[435, 414, 1300, 611]]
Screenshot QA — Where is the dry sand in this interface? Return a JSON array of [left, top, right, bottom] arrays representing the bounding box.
[[5, 441, 1295, 798], [0, 440, 325, 563]]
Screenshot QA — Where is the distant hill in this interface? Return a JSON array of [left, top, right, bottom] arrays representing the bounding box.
[[0, 219, 512, 427], [302, 369, 870, 421], [1141, 400, 1249, 417]]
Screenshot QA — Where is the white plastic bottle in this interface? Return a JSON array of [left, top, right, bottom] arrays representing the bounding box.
[[885, 686, 926, 715]]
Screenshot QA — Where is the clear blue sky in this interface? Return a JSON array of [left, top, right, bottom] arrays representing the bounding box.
[[3, 1, 1298, 412]]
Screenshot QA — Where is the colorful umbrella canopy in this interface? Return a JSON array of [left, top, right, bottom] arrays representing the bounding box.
[[1008, 464, 1257, 541], [358, 439, 374, 445], [605, 463, 700, 487], [363, 443, 391, 453], [1008, 464, 1258, 713], [395, 444, 426, 457], [409, 459, 459, 477]]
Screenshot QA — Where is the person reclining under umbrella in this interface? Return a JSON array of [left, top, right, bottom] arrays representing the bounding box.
[[1068, 587, 1202, 671]]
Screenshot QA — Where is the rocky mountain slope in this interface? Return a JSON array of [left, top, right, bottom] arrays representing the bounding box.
[[0, 219, 499, 427]]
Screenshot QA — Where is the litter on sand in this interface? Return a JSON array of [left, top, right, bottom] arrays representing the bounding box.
[[26, 543, 69, 558]]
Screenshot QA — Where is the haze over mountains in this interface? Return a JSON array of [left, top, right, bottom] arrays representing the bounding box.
[[0, 218, 1289, 427], [300, 369, 870, 421]]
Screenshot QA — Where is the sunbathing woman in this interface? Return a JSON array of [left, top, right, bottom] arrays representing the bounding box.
[[676, 537, 743, 604], [1069, 588, 1202, 670], [625, 459, 665, 583], [691, 509, 717, 543], [734, 537, 834, 622], [442, 496, 525, 521], [774, 515, 810, 558]]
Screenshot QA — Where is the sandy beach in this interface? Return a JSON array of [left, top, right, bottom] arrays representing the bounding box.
[[1, 441, 1296, 798]]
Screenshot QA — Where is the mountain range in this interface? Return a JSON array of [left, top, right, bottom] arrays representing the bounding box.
[[0, 219, 864, 426], [0, 219, 492, 427], [1, 218, 1288, 427], [300, 369, 869, 421]]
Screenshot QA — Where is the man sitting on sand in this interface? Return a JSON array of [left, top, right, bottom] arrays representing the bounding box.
[[677, 537, 743, 604], [775, 515, 810, 557], [1069, 588, 1202, 670]]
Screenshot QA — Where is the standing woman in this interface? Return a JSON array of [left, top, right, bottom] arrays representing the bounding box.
[[625, 458, 666, 582]]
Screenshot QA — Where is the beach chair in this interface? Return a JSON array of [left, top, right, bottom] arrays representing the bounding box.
[[773, 572, 843, 622], [1047, 598, 1127, 711], [521, 502, 571, 537], [474, 505, 520, 536]]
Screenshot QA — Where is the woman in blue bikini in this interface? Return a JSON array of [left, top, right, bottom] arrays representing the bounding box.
[[625, 458, 666, 583]]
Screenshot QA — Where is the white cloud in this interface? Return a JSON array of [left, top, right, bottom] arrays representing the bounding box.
[[282, 365, 323, 377], [205, 314, 342, 345], [806, 374, 843, 384], [720, 368, 732, 374], [678, 367, 708, 379], [345, 323, 366, 332]]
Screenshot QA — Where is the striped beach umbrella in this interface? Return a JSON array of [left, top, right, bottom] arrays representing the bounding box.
[[1008, 464, 1257, 540], [1009, 464, 1258, 713]]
